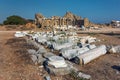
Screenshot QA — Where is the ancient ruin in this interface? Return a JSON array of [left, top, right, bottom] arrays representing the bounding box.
[[35, 12, 91, 28]]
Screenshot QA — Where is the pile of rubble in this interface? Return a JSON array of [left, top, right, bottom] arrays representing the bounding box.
[[14, 31, 120, 80]]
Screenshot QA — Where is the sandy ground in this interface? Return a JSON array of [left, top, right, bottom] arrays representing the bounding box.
[[77, 27, 120, 33], [0, 27, 120, 80], [80, 53, 120, 80], [0, 31, 45, 80]]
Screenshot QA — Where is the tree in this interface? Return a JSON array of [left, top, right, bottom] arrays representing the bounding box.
[[3, 15, 28, 25]]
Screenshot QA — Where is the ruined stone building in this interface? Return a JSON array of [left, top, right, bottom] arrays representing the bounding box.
[[35, 12, 90, 28]]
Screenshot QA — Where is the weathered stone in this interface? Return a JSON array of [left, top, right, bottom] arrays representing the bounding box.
[[35, 12, 93, 28], [48, 56, 67, 68], [37, 49, 47, 54], [37, 54, 46, 64], [43, 52, 55, 59], [109, 45, 120, 53], [27, 49, 36, 55], [74, 45, 107, 65], [84, 18, 89, 27], [77, 72, 91, 79], [70, 70, 91, 80], [44, 61, 75, 76], [87, 44, 96, 49], [31, 55, 37, 63], [44, 75, 51, 80]]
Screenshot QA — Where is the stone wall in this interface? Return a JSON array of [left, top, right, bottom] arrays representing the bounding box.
[[35, 12, 93, 28], [84, 18, 90, 27]]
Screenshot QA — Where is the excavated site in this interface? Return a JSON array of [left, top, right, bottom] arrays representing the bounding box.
[[0, 28, 120, 80]]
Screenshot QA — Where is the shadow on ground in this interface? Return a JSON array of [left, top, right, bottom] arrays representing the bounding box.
[[112, 65, 120, 71]]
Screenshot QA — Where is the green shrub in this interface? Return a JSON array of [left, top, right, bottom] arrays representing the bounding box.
[[3, 15, 27, 25]]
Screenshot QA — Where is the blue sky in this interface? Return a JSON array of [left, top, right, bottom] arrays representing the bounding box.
[[0, 0, 120, 23]]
